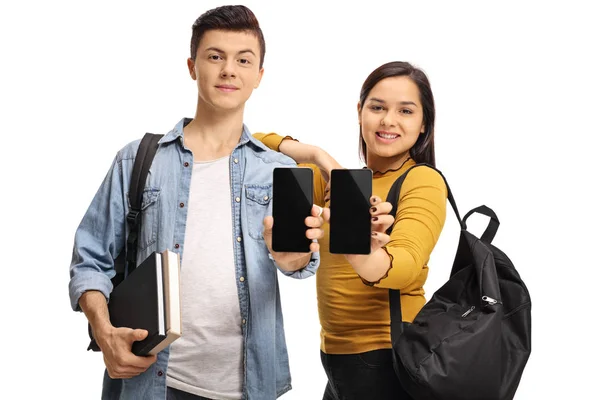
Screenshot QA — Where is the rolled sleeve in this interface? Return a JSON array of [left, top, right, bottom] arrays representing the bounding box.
[[68, 154, 127, 311], [269, 247, 320, 279], [68, 269, 113, 311]]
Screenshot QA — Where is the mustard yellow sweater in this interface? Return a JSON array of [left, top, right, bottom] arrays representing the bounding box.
[[254, 133, 447, 354]]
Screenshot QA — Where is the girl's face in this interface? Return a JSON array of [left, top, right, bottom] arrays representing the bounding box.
[[359, 76, 425, 167]]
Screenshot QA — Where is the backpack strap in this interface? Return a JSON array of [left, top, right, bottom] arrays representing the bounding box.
[[386, 163, 462, 343], [462, 205, 499, 243], [384, 163, 464, 235], [87, 133, 163, 352], [112, 133, 164, 285], [116, 133, 163, 285]]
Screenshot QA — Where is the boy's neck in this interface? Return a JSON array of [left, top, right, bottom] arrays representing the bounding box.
[[183, 102, 246, 162]]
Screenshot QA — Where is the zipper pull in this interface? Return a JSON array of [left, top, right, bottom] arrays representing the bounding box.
[[482, 296, 501, 305], [461, 306, 475, 317]]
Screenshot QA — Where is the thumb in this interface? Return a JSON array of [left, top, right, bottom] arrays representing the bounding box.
[[131, 329, 148, 342], [263, 215, 273, 234], [370, 231, 391, 249], [262, 216, 273, 244]]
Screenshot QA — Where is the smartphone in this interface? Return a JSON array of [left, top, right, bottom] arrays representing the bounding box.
[[272, 167, 314, 253], [329, 169, 373, 255]]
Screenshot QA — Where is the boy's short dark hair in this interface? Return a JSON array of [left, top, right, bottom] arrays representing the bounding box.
[[190, 5, 266, 68]]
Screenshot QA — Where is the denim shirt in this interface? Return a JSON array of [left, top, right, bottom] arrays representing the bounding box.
[[69, 118, 319, 400]]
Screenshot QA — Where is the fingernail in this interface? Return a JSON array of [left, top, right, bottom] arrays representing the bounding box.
[[371, 207, 377, 213], [371, 198, 377, 204], [372, 217, 378, 221]]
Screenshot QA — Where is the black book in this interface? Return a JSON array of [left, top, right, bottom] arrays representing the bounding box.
[[108, 250, 181, 356]]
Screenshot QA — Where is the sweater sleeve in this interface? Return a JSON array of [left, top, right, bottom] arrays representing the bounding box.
[[252, 132, 296, 151], [373, 166, 447, 290]]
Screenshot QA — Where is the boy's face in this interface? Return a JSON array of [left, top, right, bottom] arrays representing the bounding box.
[[188, 29, 264, 112]]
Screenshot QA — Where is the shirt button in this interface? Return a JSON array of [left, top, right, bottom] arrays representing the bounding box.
[[184, 162, 189, 167], [179, 202, 184, 208], [237, 237, 242, 242], [263, 195, 269, 201], [242, 319, 246, 324], [235, 197, 240, 203], [234, 158, 239, 164], [240, 276, 245, 282], [174, 244, 180, 249], [157, 370, 164, 377]]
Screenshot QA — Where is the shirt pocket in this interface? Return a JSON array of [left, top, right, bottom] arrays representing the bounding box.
[[129, 187, 161, 250], [245, 184, 272, 240]]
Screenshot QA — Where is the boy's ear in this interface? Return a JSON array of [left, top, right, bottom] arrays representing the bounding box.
[[187, 58, 197, 80]]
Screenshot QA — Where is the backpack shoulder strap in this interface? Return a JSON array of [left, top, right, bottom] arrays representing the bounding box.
[[88, 133, 163, 352], [129, 133, 164, 212], [386, 163, 462, 341], [120, 133, 163, 280], [384, 163, 464, 235]]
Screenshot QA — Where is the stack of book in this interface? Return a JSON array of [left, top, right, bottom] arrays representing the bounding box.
[[108, 250, 182, 356]]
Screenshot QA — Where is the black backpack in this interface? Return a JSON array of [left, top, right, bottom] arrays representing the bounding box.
[[87, 132, 163, 351], [385, 164, 532, 400]]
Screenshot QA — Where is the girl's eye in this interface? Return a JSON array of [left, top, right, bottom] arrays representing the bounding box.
[[369, 105, 383, 111]]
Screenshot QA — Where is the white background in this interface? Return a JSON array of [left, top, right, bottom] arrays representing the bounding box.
[[0, 0, 598, 398]]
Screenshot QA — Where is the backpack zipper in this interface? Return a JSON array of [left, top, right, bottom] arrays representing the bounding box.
[[461, 306, 476, 317], [482, 296, 502, 305]]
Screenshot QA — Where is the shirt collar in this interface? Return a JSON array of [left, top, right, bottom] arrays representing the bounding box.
[[158, 117, 268, 152]]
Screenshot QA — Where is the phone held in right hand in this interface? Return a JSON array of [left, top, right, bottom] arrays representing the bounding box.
[[329, 168, 373, 255], [272, 167, 314, 253]]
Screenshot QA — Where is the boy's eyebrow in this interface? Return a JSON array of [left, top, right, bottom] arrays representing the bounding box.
[[205, 47, 256, 56], [237, 49, 256, 56]]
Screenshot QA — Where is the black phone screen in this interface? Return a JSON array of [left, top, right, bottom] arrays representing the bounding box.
[[329, 169, 373, 254], [272, 167, 314, 253]]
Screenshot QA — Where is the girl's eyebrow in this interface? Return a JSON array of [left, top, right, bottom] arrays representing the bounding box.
[[368, 97, 417, 107]]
